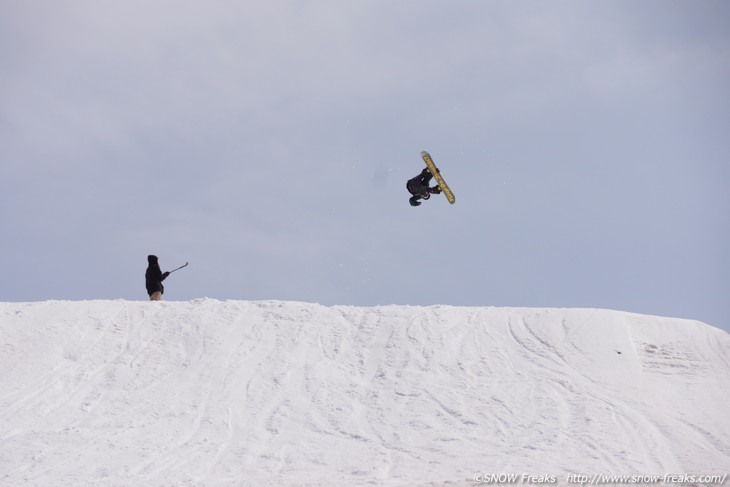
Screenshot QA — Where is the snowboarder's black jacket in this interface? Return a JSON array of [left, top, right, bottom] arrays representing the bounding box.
[[145, 255, 169, 296], [406, 168, 432, 197]]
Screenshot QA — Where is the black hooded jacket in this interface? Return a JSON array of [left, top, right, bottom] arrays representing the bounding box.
[[145, 255, 169, 296], [406, 168, 433, 197]]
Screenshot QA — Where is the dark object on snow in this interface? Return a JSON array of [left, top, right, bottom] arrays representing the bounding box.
[[145, 255, 170, 300], [406, 168, 441, 207]]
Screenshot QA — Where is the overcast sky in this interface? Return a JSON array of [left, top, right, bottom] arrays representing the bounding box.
[[2, 0, 728, 332]]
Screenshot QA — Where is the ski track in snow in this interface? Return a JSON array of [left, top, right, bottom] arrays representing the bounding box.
[[0, 300, 729, 486]]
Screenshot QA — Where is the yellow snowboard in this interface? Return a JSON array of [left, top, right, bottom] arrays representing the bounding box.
[[420, 151, 455, 204]]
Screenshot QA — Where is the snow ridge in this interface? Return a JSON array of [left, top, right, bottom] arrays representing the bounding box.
[[1, 300, 729, 486]]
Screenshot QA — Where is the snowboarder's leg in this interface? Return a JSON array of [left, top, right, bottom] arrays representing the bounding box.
[[150, 292, 162, 301]]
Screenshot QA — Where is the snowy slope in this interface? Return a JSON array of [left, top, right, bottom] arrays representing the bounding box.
[[1, 300, 729, 487]]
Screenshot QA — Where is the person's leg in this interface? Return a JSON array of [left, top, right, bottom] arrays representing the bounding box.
[[150, 292, 162, 301]]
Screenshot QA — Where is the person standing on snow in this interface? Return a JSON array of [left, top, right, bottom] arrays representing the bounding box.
[[406, 167, 441, 206], [145, 255, 170, 301]]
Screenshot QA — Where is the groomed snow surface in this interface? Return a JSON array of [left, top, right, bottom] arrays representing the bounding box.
[[1, 300, 729, 487]]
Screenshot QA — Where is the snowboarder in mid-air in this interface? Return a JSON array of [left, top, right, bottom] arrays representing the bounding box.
[[145, 255, 170, 301], [406, 167, 441, 206]]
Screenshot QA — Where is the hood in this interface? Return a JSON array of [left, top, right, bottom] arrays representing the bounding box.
[[147, 255, 158, 264]]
